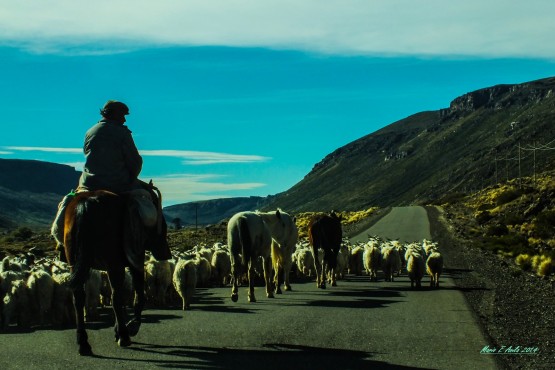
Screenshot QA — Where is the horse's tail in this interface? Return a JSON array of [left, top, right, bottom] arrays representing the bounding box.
[[237, 216, 252, 267], [68, 198, 96, 290]]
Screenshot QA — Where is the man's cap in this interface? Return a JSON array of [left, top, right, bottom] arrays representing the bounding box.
[[100, 100, 129, 117]]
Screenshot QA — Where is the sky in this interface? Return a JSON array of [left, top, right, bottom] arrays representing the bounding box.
[[1, 0, 554, 206]]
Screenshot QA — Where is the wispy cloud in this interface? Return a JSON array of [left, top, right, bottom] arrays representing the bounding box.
[[149, 173, 266, 205], [1, 1, 554, 58], [1, 146, 270, 165], [141, 149, 270, 165], [2, 146, 82, 154]]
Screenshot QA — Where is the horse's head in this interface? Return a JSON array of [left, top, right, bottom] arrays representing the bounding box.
[[144, 183, 172, 261]]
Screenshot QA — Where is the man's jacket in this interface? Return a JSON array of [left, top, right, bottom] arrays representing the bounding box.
[[78, 118, 143, 193]]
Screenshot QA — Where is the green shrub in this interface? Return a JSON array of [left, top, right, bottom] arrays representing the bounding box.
[[475, 210, 492, 225], [495, 188, 522, 206], [12, 227, 33, 241], [485, 223, 509, 237]]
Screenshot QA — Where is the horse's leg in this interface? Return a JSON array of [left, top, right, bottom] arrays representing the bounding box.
[[283, 254, 293, 291], [313, 248, 322, 288], [320, 261, 327, 289], [230, 260, 239, 302], [247, 259, 256, 303], [264, 257, 275, 299], [73, 283, 93, 356], [108, 268, 131, 347], [274, 261, 282, 295], [127, 267, 144, 337]]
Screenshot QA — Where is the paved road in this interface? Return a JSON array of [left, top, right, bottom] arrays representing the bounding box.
[[0, 206, 498, 369]]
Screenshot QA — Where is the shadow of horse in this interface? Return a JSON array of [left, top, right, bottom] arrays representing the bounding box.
[[92, 343, 435, 370]]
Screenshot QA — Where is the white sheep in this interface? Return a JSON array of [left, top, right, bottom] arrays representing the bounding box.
[[173, 259, 197, 310], [144, 257, 173, 307], [381, 244, 401, 282], [51, 272, 76, 327], [426, 251, 444, 288], [194, 257, 212, 288], [348, 245, 364, 275], [363, 240, 381, 281], [2, 279, 32, 329], [211, 249, 231, 287], [26, 269, 54, 326], [406, 250, 426, 289], [295, 247, 315, 278], [334, 244, 350, 280]]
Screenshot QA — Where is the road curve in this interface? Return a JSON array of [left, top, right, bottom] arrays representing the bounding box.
[[0, 207, 498, 369]]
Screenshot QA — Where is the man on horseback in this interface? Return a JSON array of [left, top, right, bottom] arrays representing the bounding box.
[[51, 100, 170, 262]]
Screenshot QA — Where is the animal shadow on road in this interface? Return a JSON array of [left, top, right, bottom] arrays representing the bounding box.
[[121, 342, 435, 370]]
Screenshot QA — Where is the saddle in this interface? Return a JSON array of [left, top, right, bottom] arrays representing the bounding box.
[[124, 181, 171, 267]]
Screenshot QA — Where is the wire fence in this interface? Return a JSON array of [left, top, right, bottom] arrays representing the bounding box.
[[493, 138, 555, 186]]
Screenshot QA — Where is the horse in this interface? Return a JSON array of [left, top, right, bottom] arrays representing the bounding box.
[[63, 185, 170, 356], [308, 212, 343, 289], [257, 209, 298, 294], [227, 211, 274, 303]]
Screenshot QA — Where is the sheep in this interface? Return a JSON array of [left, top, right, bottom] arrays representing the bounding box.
[[51, 272, 76, 327], [2, 279, 32, 329], [99, 270, 112, 307], [211, 249, 232, 287], [406, 250, 426, 289], [144, 257, 173, 307], [85, 269, 103, 321], [194, 257, 212, 288], [381, 244, 401, 282], [173, 259, 197, 310], [426, 251, 444, 288], [295, 247, 315, 278], [363, 240, 381, 281], [26, 269, 54, 326], [334, 244, 350, 280], [348, 245, 364, 275], [423, 240, 440, 259]]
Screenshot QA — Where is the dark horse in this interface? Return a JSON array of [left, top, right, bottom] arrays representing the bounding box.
[[308, 211, 343, 289], [63, 185, 170, 356]]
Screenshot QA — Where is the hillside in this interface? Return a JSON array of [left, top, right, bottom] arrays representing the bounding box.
[[163, 196, 269, 228], [265, 77, 555, 212], [0, 159, 80, 228], [1, 76, 555, 228]]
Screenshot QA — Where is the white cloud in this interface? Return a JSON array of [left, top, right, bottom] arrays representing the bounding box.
[[0, 0, 554, 58], [149, 173, 266, 205], [2, 146, 82, 154], [1, 146, 270, 164], [141, 149, 270, 165]]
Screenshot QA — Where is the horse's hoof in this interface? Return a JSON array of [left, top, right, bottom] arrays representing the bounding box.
[[248, 296, 256, 303], [126, 318, 141, 337], [79, 343, 93, 356], [267, 292, 275, 299], [118, 337, 132, 347], [331, 281, 337, 287], [231, 294, 238, 302], [276, 288, 282, 295], [284, 285, 292, 291]]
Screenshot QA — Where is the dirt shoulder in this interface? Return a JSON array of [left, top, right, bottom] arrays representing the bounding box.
[[426, 206, 555, 370]]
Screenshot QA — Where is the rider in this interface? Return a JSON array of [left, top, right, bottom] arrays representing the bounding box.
[[51, 100, 146, 254]]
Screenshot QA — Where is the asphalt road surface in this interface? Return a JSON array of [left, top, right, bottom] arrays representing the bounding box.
[[0, 206, 498, 369]]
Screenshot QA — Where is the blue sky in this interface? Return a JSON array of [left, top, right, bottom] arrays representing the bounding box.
[[1, 1, 554, 206]]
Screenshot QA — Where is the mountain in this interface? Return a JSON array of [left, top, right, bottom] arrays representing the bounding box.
[[264, 77, 555, 211], [2, 76, 555, 228], [0, 159, 81, 228], [163, 196, 268, 228]]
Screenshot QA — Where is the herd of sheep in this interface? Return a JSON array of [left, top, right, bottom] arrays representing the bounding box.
[[0, 236, 443, 330]]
